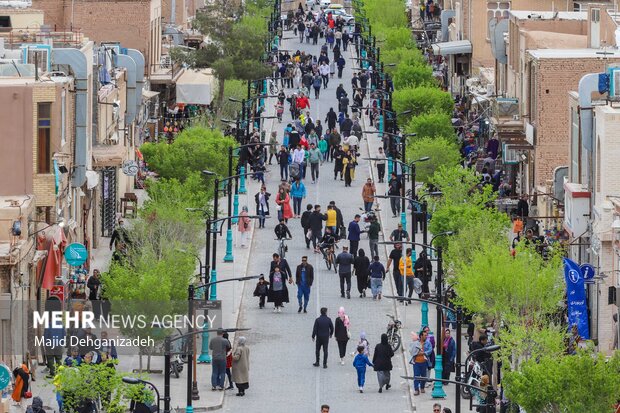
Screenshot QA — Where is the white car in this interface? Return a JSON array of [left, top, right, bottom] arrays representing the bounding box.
[[323, 6, 355, 24], [306, 0, 330, 9]]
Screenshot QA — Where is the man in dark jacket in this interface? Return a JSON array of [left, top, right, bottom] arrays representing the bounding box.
[[372, 333, 395, 392], [340, 113, 353, 137], [335, 246, 355, 299], [414, 250, 433, 297], [336, 84, 346, 101], [312, 307, 334, 368], [338, 93, 350, 115], [325, 108, 338, 130], [270, 253, 292, 280], [308, 204, 327, 249], [296, 256, 314, 313], [301, 204, 313, 248], [347, 215, 362, 257]]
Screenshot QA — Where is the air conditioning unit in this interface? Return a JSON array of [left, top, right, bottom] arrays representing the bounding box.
[[608, 67, 620, 98], [494, 98, 519, 117], [22, 44, 51, 73]]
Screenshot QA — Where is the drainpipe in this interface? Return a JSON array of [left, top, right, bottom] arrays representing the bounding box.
[[125, 49, 145, 122], [116, 54, 137, 125], [52, 48, 89, 188]]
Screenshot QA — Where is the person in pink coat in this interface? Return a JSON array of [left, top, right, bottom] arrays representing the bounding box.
[[275, 188, 293, 223], [238, 206, 252, 247]]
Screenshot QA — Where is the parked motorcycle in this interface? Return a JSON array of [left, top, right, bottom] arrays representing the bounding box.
[[385, 314, 402, 352]]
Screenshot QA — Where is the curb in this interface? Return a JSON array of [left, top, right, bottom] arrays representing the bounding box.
[[359, 103, 416, 412]]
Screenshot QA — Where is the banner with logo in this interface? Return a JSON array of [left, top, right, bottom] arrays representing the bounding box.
[[563, 258, 590, 339]]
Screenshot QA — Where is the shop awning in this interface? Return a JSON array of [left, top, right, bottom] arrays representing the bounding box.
[[142, 90, 159, 101], [176, 69, 217, 105], [92, 144, 126, 167], [431, 40, 472, 56]]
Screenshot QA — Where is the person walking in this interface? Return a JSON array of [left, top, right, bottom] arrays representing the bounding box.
[[336, 55, 346, 78], [336, 246, 355, 299], [309, 204, 327, 249], [290, 178, 307, 218], [362, 178, 376, 212], [301, 204, 313, 248], [354, 249, 370, 297], [277, 146, 290, 181], [347, 215, 362, 257], [386, 243, 404, 300], [209, 329, 231, 391], [367, 217, 380, 258], [376, 147, 386, 182], [442, 328, 456, 383], [254, 186, 270, 229], [308, 143, 321, 183], [335, 307, 351, 365], [368, 255, 386, 300], [320, 61, 330, 88], [252, 275, 269, 309], [268, 132, 279, 164], [353, 345, 373, 393], [223, 332, 234, 389], [399, 248, 416, 299], [388, 172, 402, 217], [268, 266, 291, 313], [390, 223, 410, 242], [373, 333, 394, 392], [318, 134, 329, 162], [414, 250, 433, 298], [275, 187, 293, 223], [325, 204, 338, 234], [295, 256, 314, 313], [312, 73, 322, 99], [231, 337, 250, 397], [237, 206, 251, 247], [325, 107, 338, 131], [312, 307, 334, 368], [409, 331, 428, 395]]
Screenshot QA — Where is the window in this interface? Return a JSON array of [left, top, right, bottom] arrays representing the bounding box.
[[37, 102, 52, 174], [0, 16, 11, 32]]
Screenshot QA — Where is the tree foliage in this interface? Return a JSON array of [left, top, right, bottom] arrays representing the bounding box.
[[393, 63, 434, 89], [503, 351, 620, 413], [361, 0, 408, 28], [381, 47, 426, 75], [393, 86, 453, 123], [140, 127, 235, 182], [405, 112, 456, 140], [374, 25, 415, 51], [406, 137, 461, 183]]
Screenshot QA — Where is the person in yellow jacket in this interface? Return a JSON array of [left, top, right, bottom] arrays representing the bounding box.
[[326, 205, 338, 234], [398, 248, 416, 299]]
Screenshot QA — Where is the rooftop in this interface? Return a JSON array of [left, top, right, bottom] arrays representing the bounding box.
[[510, 11, 587, 20], [528, 48, 620, 59]]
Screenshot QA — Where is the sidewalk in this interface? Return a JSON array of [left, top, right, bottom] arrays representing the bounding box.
[[24, 156, 266, 413]]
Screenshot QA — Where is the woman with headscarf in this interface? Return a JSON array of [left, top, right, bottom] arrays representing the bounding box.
[[408, 331, 427, 395], [442, 328, 456, 383], [420, 325, 435, 379], [275, 187, 293, 223], [11, 362, 30, 402], [353, 249, 370, 297], [232, 337, 250, 397], [334, 306, 350, 365], [238, 206, 252, 247], [268, 266, 290, 313], [373, 333, 394, 393]]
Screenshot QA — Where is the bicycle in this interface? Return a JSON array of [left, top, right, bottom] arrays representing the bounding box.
[[320, 242, 338, 273], [275, 237, 291, 259]]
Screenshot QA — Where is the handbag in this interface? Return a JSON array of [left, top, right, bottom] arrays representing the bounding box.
[[346, 328, 351, 339], [24, 391, 32, 399]]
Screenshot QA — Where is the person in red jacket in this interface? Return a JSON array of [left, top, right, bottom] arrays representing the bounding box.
[[296, 94, 310, 110]]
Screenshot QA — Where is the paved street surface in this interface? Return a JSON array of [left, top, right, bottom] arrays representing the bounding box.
[[223, 22, 417, 413]]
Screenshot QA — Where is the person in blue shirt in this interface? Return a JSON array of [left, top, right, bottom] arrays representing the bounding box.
[[295, 256, 314, 313], [353, 345, 373, 393], [64, 346, 83, 366], [290, 178, 307, 218], [347, 214, 362, 257]]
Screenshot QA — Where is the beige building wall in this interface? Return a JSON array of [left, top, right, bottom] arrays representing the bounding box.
[[530, 56, 620, 189], [0, 9, 45, 30], [464, 0, 575, 69]]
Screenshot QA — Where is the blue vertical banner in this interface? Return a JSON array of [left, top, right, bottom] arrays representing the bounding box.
[[563, 258, 590, 339]]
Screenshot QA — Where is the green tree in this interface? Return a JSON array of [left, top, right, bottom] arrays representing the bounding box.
[[405, 112, 456, 140], [169, 0, 271, 111], [220, 79, 248, 124], [503, 351, 620, 413], [381, 47, 426, 75], [375, 26, 416, 50], [393, 63, 434, 89], [361, 0, 408, 27], [393, 86, 453, 123], [445, 213, 509, 268], [140, 127, 235, 182], [406, 136, 461, 183]]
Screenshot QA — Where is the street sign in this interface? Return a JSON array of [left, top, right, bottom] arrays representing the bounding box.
[[0, 363, 10, 391], [64, 243, 88, 266], [122, 160, 139, 176], [194, 300, 221, 311], [49, 285, 66, 302], [580, 264, 595, 280], [193, 300, 222, 330]]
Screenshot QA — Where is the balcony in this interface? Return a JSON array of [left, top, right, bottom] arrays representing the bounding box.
[[149, 59, 184, 85]]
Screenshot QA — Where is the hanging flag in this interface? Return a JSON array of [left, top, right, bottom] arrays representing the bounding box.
[[563, 258, 590, 339]]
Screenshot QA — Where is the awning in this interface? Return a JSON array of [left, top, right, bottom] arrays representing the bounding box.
[[176, 69, 217, 105], [92, 144, 126, 167], [431, 40, 472, 56], [142, 90, 159, 101]]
